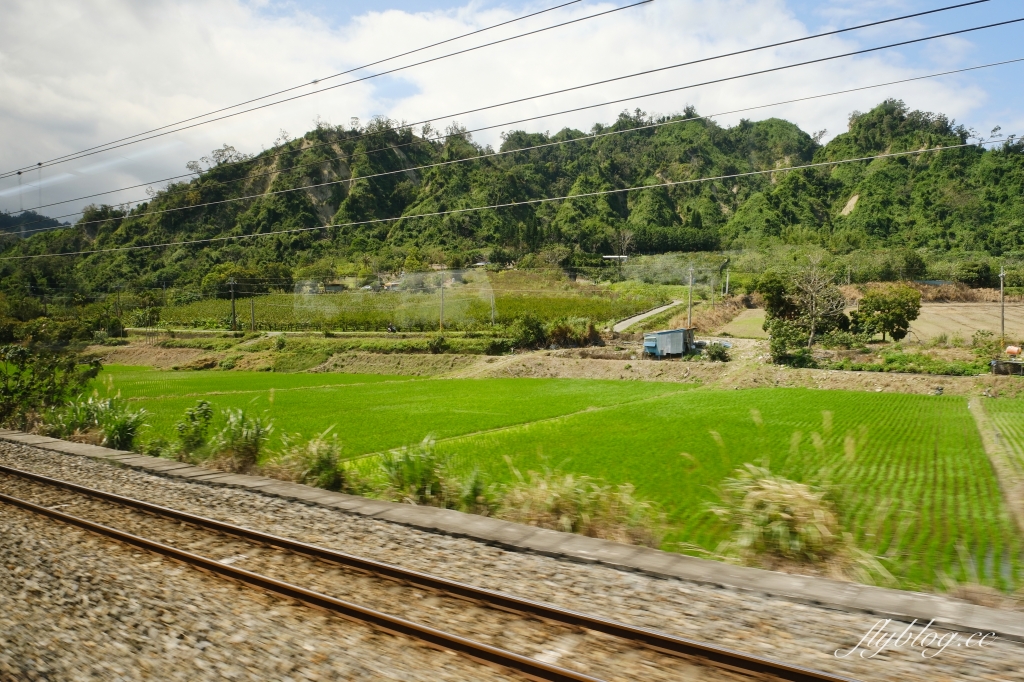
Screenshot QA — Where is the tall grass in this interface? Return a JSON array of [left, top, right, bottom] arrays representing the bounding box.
[[43, 393, 147, 450], [208, 409, 273, 474]]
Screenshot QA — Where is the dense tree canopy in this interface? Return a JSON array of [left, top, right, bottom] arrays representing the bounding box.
[[2, 99, 1021, 296]]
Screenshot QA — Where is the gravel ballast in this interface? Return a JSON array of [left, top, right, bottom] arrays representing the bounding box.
[[2, 442, 1023, 681]]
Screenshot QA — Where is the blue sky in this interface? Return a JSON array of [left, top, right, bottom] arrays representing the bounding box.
[[1, 0, 1022, 219]]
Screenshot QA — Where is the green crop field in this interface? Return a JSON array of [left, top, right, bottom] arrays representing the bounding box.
[[427, 388, 1020, 589], [984, 398, 1024, 472], [98, 365, 1022, 590], [98, 366, 687, 458]]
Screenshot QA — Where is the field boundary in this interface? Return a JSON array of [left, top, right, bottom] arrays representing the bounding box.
[[118, 376, 425, 402], [969, 398, 1024, 534], [343, 388, 695, 462], [2, 429, 1021, 643]]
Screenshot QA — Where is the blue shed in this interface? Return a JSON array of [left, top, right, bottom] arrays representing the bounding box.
[[643, 328, 695, 358]]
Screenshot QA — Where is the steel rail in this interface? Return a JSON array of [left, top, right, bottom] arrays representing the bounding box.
[[0, 489, 601, 682], [0, 464, 858, 682]]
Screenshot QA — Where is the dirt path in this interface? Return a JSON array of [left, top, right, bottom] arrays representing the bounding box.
[[968, 398, 1024, 533], [612, 301, 681, 332]]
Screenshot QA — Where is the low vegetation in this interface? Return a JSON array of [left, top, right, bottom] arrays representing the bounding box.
[[43, 393, 147, 450], [709, 463, 891, 584]]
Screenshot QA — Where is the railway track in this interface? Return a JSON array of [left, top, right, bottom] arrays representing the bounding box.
[[0, 464, 857, 682]]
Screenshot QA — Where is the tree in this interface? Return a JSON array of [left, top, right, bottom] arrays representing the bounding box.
[[851, 284, 921, 341], [792, 265, 847, 348], [754, 270, 799, 320], [0, 344, 101, 427]]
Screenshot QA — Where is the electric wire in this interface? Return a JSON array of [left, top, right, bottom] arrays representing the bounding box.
[[0, 0, 650, 180], [14, 48, 1024, 236], [19, 54, 1024, 224], [7, 0, 996, 214], [2, 137, 1009, 262], [0, 0, 584, 178]]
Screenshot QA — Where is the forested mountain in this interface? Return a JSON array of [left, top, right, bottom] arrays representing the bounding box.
[[0, 211, 68, 235], [2, 99, 1022, 295]]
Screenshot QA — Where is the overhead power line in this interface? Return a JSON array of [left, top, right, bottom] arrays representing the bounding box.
[[15, 46, 1024, 236], [0, 0, 650, 180], [6, 0, 1003, 214], [0, 0, 583, 178], [3, 138, 1009, 262]]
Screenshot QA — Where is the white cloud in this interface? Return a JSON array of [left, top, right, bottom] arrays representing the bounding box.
[[0, 0, 996, 220]]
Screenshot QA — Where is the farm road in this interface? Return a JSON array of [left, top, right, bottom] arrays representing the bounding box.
[[613, 301, 681, 332]]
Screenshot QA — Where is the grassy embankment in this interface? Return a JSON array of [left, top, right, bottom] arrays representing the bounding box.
[[99, 365, 1021, 591]]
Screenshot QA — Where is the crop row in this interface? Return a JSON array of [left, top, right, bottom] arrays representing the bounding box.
[[431, 389, 1021, 590], [157, 289, 667, 331]]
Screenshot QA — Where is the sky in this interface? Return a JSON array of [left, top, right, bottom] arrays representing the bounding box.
[[0, 0, 1021, 224]]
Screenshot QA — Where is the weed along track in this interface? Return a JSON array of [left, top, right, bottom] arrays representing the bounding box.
[[0, 465, 853, 682]]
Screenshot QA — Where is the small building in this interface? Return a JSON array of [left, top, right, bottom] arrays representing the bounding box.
[[643, 328, 695, 358], [992, 360, 1024, 376]]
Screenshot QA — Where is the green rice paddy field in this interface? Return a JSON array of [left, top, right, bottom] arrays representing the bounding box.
[[100, 365, 1023, 590]]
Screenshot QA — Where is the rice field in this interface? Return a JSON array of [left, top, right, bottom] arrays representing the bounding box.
[[430, 388, 1019, 589], [99, 365, 1022, 590], [983, 397, 1024, 473], [99, 367, 686, 458]]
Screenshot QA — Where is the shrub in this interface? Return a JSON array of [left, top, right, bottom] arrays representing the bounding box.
[[210, 409, 273, 473], [274, 429, 350, 492], [99, 403, 148, 450], [765, 318, 808, 364], [495, 465, 662, 547], [0, 345, 102, 428], [546, 317, 599, 347], [274, 335, 287, 350], [703, 343, 730, 362], [712, 464, 841, 564], [485, 338, 512, 355], [819, 330, 867, 350], [427, 335, 449, 354], [174, 400, 213, 460], [376, 438, 458, 507], [971, 329, 999, 359], [508, 313, 546, 349], [44, 393, 147, 451]]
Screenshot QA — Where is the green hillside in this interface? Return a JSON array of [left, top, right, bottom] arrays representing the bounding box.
[[2, 99, 1022, 295]]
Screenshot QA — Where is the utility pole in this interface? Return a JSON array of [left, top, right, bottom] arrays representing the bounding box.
[[724, 269, 730, 297], [439, 278, 445, 332], [115, 286, 123, 336], [687, 267, 694, 328], [490, 292, 495, 326], [250, 297, 256, 332], [1000, 265, 1006, 350], [228, 279, 237, 331]]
